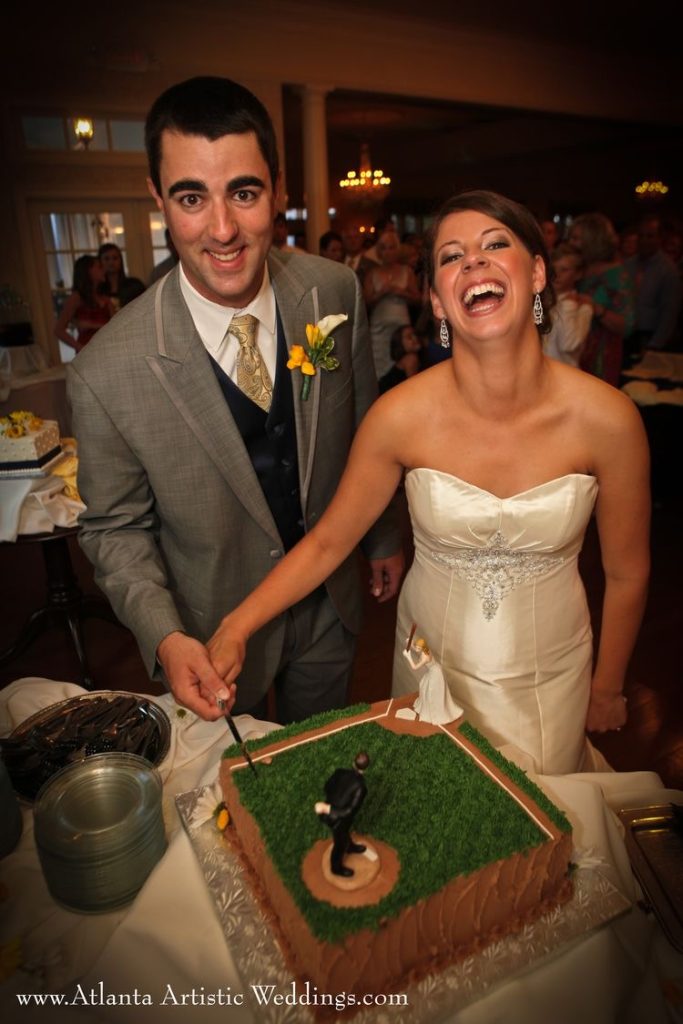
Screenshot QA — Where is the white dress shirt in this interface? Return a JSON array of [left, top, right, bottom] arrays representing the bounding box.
[[178, 264, 278, 384]]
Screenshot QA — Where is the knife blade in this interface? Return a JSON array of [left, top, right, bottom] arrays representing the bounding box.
[[217, 699, 257, 777]]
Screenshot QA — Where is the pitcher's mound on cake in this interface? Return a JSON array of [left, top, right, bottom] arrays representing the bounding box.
[[302, 836, 399, 907]]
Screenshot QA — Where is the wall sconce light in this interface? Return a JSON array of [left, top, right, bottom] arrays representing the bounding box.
[[73, 117, 94, 149]]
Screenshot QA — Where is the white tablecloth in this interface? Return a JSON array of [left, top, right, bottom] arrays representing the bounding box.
[[0, 436, 84, 542], [622, 351, 683, 406], [1, 679, 682, 1024]]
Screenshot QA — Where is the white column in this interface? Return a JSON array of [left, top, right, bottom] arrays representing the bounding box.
[[300, 85, 331, 254], [246, 79, 288, 207]]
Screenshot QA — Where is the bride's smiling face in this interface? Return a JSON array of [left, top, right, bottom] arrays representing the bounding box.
[[430, 210, 545, 341]]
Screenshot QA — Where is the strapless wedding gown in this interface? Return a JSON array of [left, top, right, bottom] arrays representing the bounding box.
[[392, 470, 599, 774]]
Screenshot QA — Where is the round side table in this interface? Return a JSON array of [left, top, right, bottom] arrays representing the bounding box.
[[0, 525, 127, 689]]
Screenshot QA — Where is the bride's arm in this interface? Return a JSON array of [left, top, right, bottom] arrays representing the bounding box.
[[587, 388, 651, 733], [207, 396, 405, 682], [402, 648, 427, 670]]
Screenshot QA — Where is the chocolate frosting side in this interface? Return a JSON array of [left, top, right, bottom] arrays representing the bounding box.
[[219, 696, 573, 1006]]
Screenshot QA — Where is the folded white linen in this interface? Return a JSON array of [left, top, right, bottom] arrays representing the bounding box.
[[622, 379, 683, 406], [622, 351, 683, 381], [0, 677, 86, 735], [622, 379, 663, 405], [0, 478, 34, 541], [0, 476, 85, 543], [17, 477, 85, 536]]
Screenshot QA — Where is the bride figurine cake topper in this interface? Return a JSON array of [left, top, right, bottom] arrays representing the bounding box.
[[402, 625, 463, 726]]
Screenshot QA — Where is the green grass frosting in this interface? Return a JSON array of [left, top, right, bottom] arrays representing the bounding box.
[[222, 703, 370, 759], [231, 713, 566, 945]]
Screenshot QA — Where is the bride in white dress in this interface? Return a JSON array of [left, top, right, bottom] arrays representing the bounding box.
[[391, 470, 600, 772], [208, 190, 650, 776]]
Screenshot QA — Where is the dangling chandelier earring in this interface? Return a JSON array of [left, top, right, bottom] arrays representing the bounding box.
[[439, 318, 451, 348], [533, 293, 544, 326]]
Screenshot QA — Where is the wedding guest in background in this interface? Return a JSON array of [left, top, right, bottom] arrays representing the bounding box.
[[271, 212, 305, 254], [98, 242, 145, 311], [401, 231, 425, 264], [543, 243, 593, 367], [149, 228, 179, 284], [319, 230, 345, 263], [662, 224, 683, 349], [398, 235, 426, 322], [623, 214, 681, 357], [364, 230, 421, 380], [569, 211, 635, 386], [207, 189, 650, 777], [540, 218, 560, 252], [619, 224, 639, 262], [378, 324, 422, 393], [68, 75, 403, 724], [363, 216, 397, 263], [54, 255, 112, 353], [341, 222, 377, 285], [661, 224, 683, 267]]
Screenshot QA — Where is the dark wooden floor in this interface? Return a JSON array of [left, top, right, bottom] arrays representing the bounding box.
[[1, 492, 681, 790]]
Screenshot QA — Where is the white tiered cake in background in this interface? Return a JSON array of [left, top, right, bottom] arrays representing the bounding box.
[[0, 411, 62, 475]]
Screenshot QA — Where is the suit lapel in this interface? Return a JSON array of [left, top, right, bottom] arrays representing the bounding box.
[[269, 253, 321, 508], [148, 272, 280, 544]]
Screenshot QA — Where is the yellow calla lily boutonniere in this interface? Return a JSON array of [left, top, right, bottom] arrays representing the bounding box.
[[287, 314, 347, 400]]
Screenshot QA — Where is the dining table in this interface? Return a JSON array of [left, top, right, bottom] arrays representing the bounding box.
[[621, 351, 683, 502], [1, 677, 682, 1024], [0, 432, 127, 688]]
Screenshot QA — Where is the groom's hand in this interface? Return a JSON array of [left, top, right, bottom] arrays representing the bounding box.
[[157, 631, 235, 720]]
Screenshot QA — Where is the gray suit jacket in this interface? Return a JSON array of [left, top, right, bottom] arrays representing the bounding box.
[[67, 252, 400, 705]]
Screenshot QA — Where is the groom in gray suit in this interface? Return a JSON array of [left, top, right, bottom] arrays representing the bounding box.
[[67, 77, 403, 723]]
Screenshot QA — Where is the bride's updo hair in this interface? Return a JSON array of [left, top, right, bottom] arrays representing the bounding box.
[[426, 189, 556, 335], [414, 637, 431, 656]]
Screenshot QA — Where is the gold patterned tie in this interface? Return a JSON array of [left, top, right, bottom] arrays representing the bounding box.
[[228, 314, 272, 412]]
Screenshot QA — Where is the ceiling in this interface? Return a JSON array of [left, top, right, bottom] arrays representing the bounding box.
[[277, 0, 682, 227], [334, 0, 682, 59], [283, 86, 682, 228]]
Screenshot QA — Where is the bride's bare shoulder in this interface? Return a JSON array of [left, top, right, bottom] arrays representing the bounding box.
[[552, 361, 635, 413], [550, 363, 647, 458], [362, 366, 448, 444], [377, 362, 450, 405]]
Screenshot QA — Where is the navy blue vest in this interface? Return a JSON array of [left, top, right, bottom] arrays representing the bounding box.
[[208, 307, 304, 552]]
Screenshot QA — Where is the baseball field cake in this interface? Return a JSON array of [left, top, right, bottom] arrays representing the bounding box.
[[219, 694, 573, 1007]]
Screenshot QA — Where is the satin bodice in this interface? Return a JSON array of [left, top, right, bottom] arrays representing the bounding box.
[[407, 468, 597, 554], [393, 469, 599, 774], [408, 469, 597, 618]]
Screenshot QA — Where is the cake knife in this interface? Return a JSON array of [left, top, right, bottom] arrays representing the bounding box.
[[217, 699, 258, 777]]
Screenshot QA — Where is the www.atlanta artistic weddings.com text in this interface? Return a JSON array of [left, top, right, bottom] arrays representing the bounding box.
[[16, 981, 409, 1013]]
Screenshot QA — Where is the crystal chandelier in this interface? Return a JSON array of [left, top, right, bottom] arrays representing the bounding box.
[[338, 143, 391, 202]]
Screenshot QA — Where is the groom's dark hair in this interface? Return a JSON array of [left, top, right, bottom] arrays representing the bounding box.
[[145, 76, 279, 193]]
